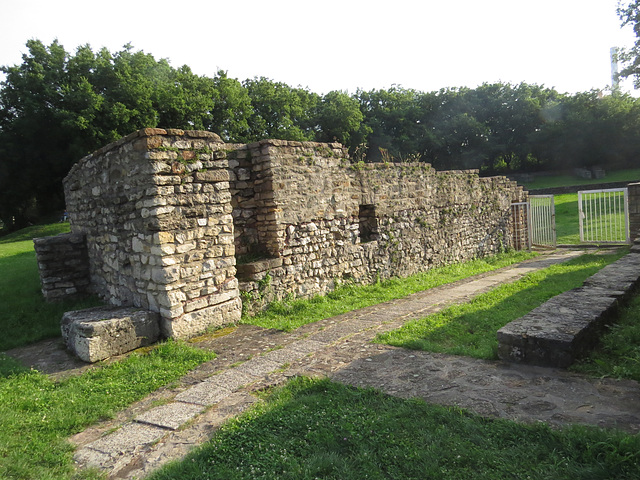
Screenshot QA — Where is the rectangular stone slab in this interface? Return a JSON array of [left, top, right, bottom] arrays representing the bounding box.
[[61, 306, 160, 362]]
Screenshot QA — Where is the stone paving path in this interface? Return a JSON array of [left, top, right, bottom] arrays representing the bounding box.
[[58, 250, 640, 478]]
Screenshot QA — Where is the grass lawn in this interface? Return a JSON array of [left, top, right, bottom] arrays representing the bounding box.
[[0, 341, 215, 480], [571, 293, 640, 382], [150, 376, 640, 480], [555, 193, 581, 245], [520, 167, 640, 190], [243, 250, 537, 331], [375, 250, 626, 359]]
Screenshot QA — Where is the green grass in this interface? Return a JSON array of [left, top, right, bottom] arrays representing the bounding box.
[[150, 376, 640, 480], [0, 222, 72, 245], [375, 251, 626, 359], [0, 222, 102, 351], [243, 250, 537, 331], [521, 167, 640, 190], [571, 293, 640, 382], [555, 193, 581, 245], [0, 340, 216, 480]]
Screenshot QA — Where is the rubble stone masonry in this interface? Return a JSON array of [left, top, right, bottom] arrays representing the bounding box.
[[37, 129, 528, 339]]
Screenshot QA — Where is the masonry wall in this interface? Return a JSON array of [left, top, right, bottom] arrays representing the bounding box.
[[235, 139, 527, 311], [42, 129, 527, 337], [63, 128, 241, 338]]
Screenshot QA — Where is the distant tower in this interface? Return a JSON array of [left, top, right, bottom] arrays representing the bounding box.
[[611, 47, 620, 91]]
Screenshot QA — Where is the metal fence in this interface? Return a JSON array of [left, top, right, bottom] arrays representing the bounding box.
[[528, 195, 556, 248], [579, 188, 630, 244]]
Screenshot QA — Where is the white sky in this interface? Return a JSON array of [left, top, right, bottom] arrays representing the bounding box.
[[1, 0, 638, 95]]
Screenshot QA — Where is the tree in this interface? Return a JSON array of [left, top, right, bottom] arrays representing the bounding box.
[[208, 71, 253, 142], [356, 87, 428, 162], [243, 77, 319, 141], [0, 40, 247, 228], [315, 90, 369, 150], [617, 1, 640, 87]]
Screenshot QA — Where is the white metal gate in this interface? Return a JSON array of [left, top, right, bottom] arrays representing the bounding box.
[[529, 195, 556, 248], [578, 188, 630, 244], [511, 195, 556, 249]]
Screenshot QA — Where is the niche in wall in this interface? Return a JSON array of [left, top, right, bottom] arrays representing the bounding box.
[[359, 204, 378, 242]]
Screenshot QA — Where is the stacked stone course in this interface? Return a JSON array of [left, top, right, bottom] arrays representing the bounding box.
[[38, 128, 528, 341], [33, 233, 91, 300]]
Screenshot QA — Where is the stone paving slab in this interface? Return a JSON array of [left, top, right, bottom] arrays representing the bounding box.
[[233, 356, 282, 376], [113, 392, 259, 479], [84, 423, 165, 455], [75, 422, 167, 473], [203, 369, 257, 391], [262, 346, 306, 364], [135, 402, 204, 430], [287, 339, 326, 355], [174, 382, 231, 406]]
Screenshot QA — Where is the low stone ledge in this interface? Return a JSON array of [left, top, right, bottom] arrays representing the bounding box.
[[236, 257, 283, 278], [497, 252, 640, 368], [62, 307, 161, 363], [583, 253, 640, 299]]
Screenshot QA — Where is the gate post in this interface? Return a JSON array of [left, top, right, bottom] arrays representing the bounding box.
[[629, 182, 640, 239], [510, 202, 530, 251]]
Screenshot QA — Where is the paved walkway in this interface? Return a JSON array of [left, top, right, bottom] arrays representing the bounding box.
[[63, 250, 640, 479]]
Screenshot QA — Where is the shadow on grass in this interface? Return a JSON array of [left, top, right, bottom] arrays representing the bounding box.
[[149, 377, 640, 480]]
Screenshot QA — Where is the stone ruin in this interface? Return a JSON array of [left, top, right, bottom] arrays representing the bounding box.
[[34, 128, 529, 361]]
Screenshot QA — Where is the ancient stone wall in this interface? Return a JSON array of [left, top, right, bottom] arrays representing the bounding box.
[[63, 128, 241, 338], [234, 139, 527, 311], [38, 129, 527, 338]]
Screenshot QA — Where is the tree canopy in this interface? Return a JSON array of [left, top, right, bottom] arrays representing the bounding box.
[[2, 39, 640, 229], [617, 1, 640, 87]]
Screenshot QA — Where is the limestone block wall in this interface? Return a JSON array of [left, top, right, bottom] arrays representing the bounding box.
[[63, 128, 241, 338], [356, 166, 524, 274], [236, 139, 526, 311]]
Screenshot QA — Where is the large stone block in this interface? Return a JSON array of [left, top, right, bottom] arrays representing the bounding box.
[[61, 306, 161, 363], [497, 253, 640, 368], [160, 295, 241, 339]]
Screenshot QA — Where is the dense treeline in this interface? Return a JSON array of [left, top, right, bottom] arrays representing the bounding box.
[[1, 40, 640, 228]]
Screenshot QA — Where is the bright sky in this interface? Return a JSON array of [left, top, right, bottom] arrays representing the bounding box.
[[1, 0, 638, 95]]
